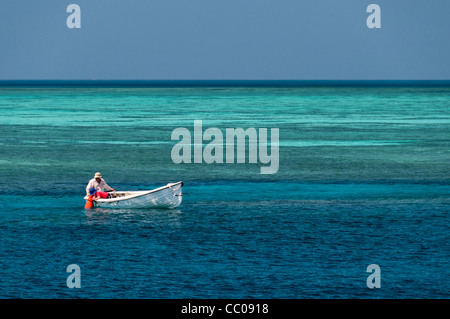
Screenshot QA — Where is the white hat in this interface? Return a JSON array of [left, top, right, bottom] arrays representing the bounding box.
[[94, 172, 102, 179]]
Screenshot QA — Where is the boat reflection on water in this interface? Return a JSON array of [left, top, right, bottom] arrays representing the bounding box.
[[84, 207, 184, 226]]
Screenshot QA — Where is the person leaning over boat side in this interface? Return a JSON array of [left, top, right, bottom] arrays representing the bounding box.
[[86, 172, 115, 197], [88, 187, 106, 200], [89, 187, 101, 201]]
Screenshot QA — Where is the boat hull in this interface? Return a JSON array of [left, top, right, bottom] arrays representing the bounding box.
[[85, 182, 183, 209]]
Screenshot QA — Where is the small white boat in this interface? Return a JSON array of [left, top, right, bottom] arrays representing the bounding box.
[[84, 181, 183, 209]]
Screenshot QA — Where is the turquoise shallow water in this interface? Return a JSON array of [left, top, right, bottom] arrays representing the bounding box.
[[0, 84, 449, 298]]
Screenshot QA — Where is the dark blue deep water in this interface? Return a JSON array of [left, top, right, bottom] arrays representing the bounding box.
[[0, 84, 449, 298]]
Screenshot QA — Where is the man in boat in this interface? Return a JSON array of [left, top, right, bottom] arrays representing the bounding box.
[[86, 172, 115, 199]]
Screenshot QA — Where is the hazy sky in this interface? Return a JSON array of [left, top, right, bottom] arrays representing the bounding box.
[[0, 0, 449, 80]]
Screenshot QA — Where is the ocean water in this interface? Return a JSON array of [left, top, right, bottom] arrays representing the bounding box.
[[0, 83, 449, 298]]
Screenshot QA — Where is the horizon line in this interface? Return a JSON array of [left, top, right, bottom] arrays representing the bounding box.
[[1, 79, 450, 88]]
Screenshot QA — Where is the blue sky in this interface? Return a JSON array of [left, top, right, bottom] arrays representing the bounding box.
[[0, 0, 449, 80]]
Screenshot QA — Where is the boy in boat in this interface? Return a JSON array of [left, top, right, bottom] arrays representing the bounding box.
[[86, 172, 115, 199], [89, 187, 110, 200]]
